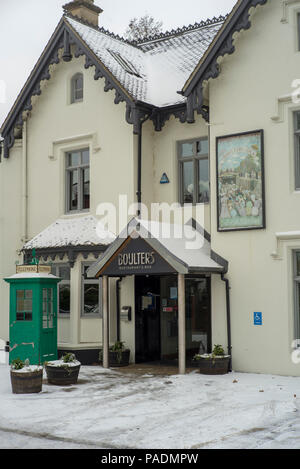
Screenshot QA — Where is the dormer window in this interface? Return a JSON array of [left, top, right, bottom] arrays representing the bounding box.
[[71, 73, 83, 103], [108, 50, 141, 77]]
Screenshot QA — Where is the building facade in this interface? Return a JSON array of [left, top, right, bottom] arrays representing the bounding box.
[[1, 0, 300, 375]]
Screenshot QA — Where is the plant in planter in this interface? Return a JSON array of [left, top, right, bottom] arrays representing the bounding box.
[[45, 353, 81, 386], [99, 341, 130, 367], [10, 358, 43, 394], [193, 344, 231, 375]]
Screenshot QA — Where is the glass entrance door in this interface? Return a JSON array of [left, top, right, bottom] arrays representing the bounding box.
[[135, 275, 211, 365], [185, 278, 211, 360], [160, 276, 211, 364], [135, 276, 161, 363], [160, 276, 178, 362]]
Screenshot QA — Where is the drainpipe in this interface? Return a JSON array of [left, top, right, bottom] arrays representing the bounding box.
[[221, 273, 232, 372], [116, 277, 123, 342], [136, 115, 150, 218], [21, 120, 28, 245], [102, 275, 109, 368]]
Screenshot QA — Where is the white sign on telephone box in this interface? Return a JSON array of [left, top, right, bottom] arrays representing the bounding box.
[[0, 339, 8, 364]]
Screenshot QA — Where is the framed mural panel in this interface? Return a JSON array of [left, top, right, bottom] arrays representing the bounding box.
[[216, 130, 265, 232]]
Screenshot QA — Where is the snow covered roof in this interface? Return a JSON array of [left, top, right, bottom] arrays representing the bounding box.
[[5, 273, 60, 280], [138, 219, 221, 271], [66, 15, 225, 108], [23, 216, 115, 250], [88, 218, 225, 277]]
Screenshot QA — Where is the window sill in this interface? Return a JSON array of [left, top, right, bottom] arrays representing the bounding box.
[[81, 314, 102, 319], [179, 202, 210, 207], [69, 100, 83, 106], [63, 210, 90, 217]]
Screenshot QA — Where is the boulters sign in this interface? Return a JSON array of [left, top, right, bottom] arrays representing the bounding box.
[[101, 237, 176, 276], [118, 251, 155, 269]]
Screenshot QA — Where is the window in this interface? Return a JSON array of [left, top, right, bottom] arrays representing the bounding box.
[[294, 251, 300, 342], [178, 138, 209, 204], [42, 288, 54, 329], [51, 264, 71, 315], [66, 149, 90, 212], [294, 111, 300, 189], [82, 264, 102, 317], [71, 73, 83, 103], [108, 50, 141, 77], [16, 290, 33, 321]]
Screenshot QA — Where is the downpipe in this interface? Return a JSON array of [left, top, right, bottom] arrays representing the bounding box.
[[221, 273, 232, 372], [136, 115, 150, 218]]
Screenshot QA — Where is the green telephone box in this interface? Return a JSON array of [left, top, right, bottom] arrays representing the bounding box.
[[5, 265, 61, 365]]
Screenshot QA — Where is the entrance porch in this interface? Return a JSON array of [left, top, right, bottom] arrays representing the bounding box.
[[87, 218, 230, 374]]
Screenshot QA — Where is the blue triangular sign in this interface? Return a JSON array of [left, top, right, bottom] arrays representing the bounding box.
[[160, 173, 169, 184]]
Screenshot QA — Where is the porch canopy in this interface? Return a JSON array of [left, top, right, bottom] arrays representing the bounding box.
[[87, 218, 227, 375], [87, 218, 226, 278], [22, 215, 115, 266]]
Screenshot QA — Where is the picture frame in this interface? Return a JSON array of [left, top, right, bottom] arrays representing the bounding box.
[[216, 129, 266, 232]]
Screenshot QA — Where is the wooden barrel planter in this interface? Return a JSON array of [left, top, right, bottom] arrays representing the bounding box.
[[45, 363, 81, 385], [197, 356, 231, 375], [100, 349, 130, 367], [10, 368, 43, 394]]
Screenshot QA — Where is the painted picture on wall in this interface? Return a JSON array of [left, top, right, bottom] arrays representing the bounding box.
[[216, 130, 265, 231]]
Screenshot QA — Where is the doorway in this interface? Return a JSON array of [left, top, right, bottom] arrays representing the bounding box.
[[135, 276, 161, 363], [134, 275, 212, 364]]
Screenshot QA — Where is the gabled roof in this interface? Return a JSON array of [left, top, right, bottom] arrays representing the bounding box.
[[66, 15, 224, 108], [87, 218, 225, 277], [182, 0, 268, 122], [0, 0, 268, 157]]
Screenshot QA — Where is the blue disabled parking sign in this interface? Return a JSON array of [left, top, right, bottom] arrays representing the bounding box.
[[254, 312, 263, 326]]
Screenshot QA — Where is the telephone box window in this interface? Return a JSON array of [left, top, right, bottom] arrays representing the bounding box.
[[16, 290, 33, 321], [42, 288, 54, 329]]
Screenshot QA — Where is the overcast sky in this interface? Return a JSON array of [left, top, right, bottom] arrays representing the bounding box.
[[0, 0, 236, 127]]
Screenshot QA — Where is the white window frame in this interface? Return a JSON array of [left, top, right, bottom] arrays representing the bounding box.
[[81, 262, 102, 318], [178, 137, 210, 205], [52, 264, 71, 317], [294, 251, 300, 343], [65, 148, 90, 213], [71, 73, 83, 104]]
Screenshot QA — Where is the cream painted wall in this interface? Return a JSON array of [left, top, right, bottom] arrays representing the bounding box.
[[209, 0, 300, 375], [26, 53, 136, 240], [0, 142, 23, 342], [149, 114, 211, 232], [0, 52, 135, 347]]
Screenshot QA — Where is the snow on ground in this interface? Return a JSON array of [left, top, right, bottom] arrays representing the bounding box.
[[0, 364, 300, 449]]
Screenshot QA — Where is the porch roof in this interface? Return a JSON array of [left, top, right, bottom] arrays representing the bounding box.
[[23, 215, 115, 250], [87, 218, 227, 277], [22, 215, 116, 267]]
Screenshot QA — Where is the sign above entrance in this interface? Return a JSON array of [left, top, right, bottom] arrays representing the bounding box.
[[99, 236, 176, 276]]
